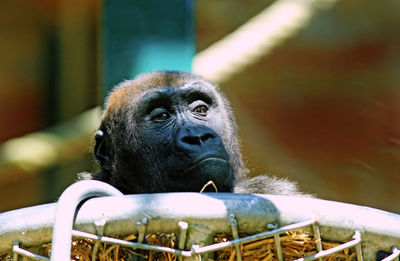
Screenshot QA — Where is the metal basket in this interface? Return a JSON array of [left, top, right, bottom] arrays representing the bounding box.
[[1, 180, 400, 261]]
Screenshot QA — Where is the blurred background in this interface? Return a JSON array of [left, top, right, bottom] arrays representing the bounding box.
[[0, 0, 399, 213]]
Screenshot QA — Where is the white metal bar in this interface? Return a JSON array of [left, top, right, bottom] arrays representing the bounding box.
[[294, 231, 362, 261], [50, 180, 124, 261], [72, 230, 192, 257], [229, 213, 243, 261], [381, 247, 400, 261], [312, 222, 323, 261], [194, 219, 315, 254], [274, 233, 283, 261], [12, 241, 49, 261]]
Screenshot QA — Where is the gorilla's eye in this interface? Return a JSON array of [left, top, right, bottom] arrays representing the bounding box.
[[150, 108, 171, 121], [152, 112, 170, 121], [193, 104, 208, 115]]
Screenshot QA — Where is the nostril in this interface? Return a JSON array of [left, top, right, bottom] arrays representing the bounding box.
[[182, 136, 201, 145], [201, 133, 215, 142]]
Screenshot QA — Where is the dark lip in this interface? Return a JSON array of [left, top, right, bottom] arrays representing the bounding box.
[[174, 155, 229, 174]]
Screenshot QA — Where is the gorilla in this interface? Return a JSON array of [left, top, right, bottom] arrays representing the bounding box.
[[80, 71, 305, 196]]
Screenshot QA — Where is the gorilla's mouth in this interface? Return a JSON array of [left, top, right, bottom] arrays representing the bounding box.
[[174, 155, 229, 175]]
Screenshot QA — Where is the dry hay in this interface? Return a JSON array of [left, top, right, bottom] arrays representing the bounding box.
[[0, 233, 177, 261], [214, 231, 356, 261], [0, 230, 357, 261]]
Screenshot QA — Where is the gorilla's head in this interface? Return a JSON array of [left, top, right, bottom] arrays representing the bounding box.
[[92, 71, 247, 193]]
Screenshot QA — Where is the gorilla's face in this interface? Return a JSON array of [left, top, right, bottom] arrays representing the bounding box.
[[127, 83, 234, 192], [94, 72, 239, 194]]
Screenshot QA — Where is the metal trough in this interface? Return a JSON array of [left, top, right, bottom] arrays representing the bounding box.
[[1, 180, 399, 260]]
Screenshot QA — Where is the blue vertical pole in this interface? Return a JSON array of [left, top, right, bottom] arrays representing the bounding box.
[[101, 0, 195, 97]]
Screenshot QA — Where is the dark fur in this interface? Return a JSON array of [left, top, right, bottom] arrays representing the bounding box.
[[80, 71, 306, 196]]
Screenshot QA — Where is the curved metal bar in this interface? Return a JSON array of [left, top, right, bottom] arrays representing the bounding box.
[[50, 180, 123, 261]]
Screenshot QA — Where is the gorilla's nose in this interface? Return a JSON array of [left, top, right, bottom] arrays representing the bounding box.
[[176, 126, 220, 151]]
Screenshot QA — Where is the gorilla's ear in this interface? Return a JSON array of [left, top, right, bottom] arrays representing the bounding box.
[[94, 130, 114, 171]]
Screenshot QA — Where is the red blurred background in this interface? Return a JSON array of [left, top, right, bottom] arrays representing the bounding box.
[[1, 0, 399, 212]]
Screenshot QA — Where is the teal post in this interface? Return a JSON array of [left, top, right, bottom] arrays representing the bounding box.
[[101, 0, 195, 97]]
